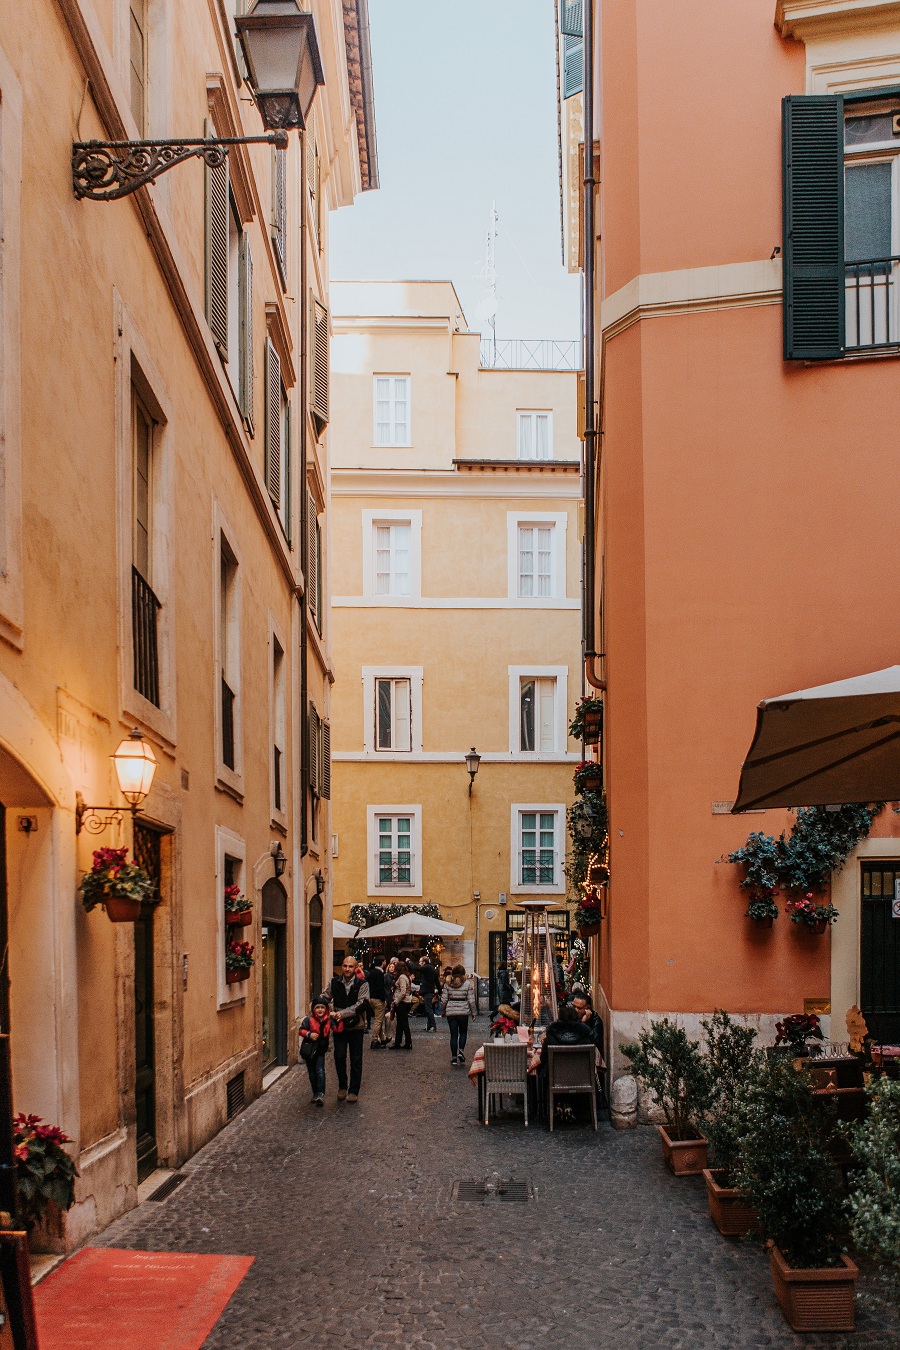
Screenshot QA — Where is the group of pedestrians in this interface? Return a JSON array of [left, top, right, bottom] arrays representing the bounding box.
[[298, 953, 480, 1105]]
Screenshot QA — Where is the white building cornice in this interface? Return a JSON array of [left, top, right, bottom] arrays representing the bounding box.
[[776, 0, 900, 39]]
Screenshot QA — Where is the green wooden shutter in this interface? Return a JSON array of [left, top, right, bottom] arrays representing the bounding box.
[[205, 132, 229, 356], [560, 1, 582, 35], [321, 721, 331, 800], [238, 235, 253, 426], [561, 4, 583, 101], [265, 340, 281, 508], [782, 94, 845, 360]]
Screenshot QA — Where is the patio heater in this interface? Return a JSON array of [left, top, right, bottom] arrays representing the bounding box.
[[516, 899, 558, 1028]]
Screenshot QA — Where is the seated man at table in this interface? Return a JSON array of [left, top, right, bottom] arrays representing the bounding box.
[[571, 992, 604, 1054], [539, 1004, 596, 1067]]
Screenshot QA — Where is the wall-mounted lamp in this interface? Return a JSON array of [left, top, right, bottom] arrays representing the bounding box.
[[465, 747, 481, 796], [271, 841, 288, 877], [72, 0, 324, 201], [76, 729, 158, 835]]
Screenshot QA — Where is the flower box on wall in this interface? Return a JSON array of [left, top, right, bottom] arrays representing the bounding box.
[[225, 909, 253, 927], [225, 967, 249, 986]]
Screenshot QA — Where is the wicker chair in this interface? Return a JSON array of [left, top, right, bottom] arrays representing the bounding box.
[[546, 1046, 598, 1132], [483, 1043, 529, 1127]]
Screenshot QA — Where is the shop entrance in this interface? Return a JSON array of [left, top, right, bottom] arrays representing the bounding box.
[[261, 879, 287, 1070], [489, 909, 570, 1011], [861, 861, 900, 1044], [308, 894, 323, 1004]]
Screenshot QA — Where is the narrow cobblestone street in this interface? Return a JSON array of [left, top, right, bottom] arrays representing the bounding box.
[[92, 1021, 899, 1349]]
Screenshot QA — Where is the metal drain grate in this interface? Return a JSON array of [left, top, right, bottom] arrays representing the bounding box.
[[452, 1178, 534, 1204], [226, 1071, 245, 1119], [146, 1173, 186, 1202]]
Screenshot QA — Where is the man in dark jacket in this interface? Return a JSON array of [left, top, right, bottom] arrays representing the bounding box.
[[416, 957, 438, 1031], [329, 956, 370, 1101], [572, 992, 605, 1054], [539, 1004, 596, 1066], [367, 956, 389, 1049]]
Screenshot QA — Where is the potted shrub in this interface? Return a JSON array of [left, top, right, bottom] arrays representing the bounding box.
[[225, 939, 254, 984], [731, 1056, 856, 1332], [621, 1018, 713, 1174], [786, 892, 838, 934], [79, 846, 155, 922], [845, 1076, 900, 1292], [773, 1012, 824, 1062], [699, 1011, 761, 1236], [224, 883, 252, 927], [569, 697, 603, 745], [14, 1113, 77, 1252], [573, 760, 602, 794]]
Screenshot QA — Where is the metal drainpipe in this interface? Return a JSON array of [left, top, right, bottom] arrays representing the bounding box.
[[299, 129, 310, 859], [581, 0, 604, 695]]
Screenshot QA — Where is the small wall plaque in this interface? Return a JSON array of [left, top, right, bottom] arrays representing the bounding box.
[[804, 998, 831, 1016]]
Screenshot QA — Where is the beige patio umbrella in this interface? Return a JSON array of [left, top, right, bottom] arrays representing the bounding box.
[[357, 913, 464, 938], [332, 919, 359, 938], [732, 666, 900, 813]]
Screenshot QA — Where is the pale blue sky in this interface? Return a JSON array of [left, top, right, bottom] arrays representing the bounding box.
[[329, 0, 581, 340]]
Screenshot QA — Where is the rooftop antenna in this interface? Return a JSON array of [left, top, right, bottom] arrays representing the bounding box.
[[477, 202, 499, 366]]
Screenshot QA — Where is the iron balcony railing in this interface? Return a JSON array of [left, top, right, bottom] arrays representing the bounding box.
[[376, 852, 414, 886], [518, 848, 559, 886], [480, 338, 583, 371], [132, 566, 161, 707], [221, 675, 236, 770], [845, 256, 900, 350]]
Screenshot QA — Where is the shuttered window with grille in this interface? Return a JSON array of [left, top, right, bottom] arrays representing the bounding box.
[[205, 138, 230, 356], [782, 95, 845, 360], [321, 721, 331, 799], [311, 298, 329, 430]]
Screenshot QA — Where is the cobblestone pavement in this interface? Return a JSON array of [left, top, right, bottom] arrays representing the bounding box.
[[97, 1019, 899, 1349]]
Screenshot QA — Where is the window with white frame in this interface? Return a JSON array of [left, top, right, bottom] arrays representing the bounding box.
[[216, 826, 247, 1007], [374, 376, 411, 446], [367, 805, 422, 896], [271, 632, 286, 820], [375, 522, 410, 595], [520, 677, 556, 752], [507, 513, 566, 602], [517, 411, 552, 460], [511, 805, 564, 893], [518, 524, 553, 598], [362, 510, 422, 599], [362, 667, 423, 754]]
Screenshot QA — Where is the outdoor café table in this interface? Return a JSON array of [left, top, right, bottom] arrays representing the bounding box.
[[467, 1041, 605, 1122]]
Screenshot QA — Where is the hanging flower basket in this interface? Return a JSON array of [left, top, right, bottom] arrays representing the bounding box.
[[225, 938, 254, 984], [79, 847, 155, 921], [104, 895, 142, 923], [578, 921, 601, 939], [569, 698, 604, 746], [787, 893, 837, 931]]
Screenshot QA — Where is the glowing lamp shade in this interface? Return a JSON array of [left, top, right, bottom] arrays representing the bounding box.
[[113, 730, 157, 807], [236, 1, 325, 132]]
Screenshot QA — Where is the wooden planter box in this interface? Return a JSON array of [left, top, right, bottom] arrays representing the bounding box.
[[225, 909, 253, 927], [104, 894, 141, 923], [658, 1124, 708, 1175], [226, 967, 250, 985], [769, 1244, 857, 1333], [702, 1169, 760, 1236]]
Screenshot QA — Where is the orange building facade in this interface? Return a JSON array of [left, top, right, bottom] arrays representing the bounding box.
[[560, 0, 900, 1104]]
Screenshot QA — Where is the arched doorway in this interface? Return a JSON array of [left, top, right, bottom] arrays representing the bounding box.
[[308, 895, 323, 1004], [261, 878, 287, 1070]]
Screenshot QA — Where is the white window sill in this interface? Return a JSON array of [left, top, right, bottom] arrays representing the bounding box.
[[216, 763, 244, 803]]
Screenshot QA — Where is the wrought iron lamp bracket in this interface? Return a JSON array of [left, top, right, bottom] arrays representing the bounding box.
[[75, 792, 139, 836], [72, 132, 287, 202]]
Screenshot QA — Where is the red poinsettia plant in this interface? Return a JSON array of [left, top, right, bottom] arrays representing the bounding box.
[[225, 939, 255, 971], [786, 891, 839, 929], [775, 1012, 824, 1056], [224, 883, 252, 915], [79, 847, 155, 913], [491, 1014, 518, 1038], [13, 1114, 77, 1228]]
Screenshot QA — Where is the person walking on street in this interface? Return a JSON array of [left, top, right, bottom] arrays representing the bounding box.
[[440, 964, 477, 1065], [367, 956, 389, 1049], [329, 956, 370, 1101], [298, 998, 331, 1106], [391, 960, 414, 1050], [417, 956, 438, 1032]]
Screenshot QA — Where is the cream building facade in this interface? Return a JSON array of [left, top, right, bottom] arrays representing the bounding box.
[[329, 281, 581, 992], [0, 0, 375, 1244]]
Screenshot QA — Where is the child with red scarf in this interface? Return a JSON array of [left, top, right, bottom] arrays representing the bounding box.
[[299, 998, 332, 1106]]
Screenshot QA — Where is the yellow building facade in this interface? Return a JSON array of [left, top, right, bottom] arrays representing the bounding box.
[[0, 0, 374, 1244], [330, 282, 581, 992]]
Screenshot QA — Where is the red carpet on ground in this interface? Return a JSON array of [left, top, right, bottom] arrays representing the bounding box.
[[34, 1247, 254, 1350]]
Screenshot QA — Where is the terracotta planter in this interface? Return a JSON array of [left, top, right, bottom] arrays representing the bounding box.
[[809, 919, 828, 935], [658, 1124, 708, 1175], [580, 776, 602, 792], [225, 909, 252, 927], [702, 1169, 760, 1236], [750, 916, 774, 929], [768, 1244, 857, 1333], [104, 894, 141, 923], [226, 967, 250, 985], [578, 921, 601, 939]]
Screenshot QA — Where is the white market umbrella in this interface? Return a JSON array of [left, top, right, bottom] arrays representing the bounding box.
[[733, 666, 900, 812], [358, 913, 464, 938], [332, 919, 359, 938]]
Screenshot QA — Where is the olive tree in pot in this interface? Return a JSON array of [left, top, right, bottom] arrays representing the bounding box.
[[699, 1011, 761, 1236], [621, 1018, 713, 1175], [845, 1075, 900, 1298], [731, 1055, 856, 1333]]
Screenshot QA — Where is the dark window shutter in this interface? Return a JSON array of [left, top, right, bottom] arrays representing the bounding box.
[[782, 94, 845, 360], [560, 1, 583, 36], [562, 31, 583, 99], [311, 298, 329, 429], [282, 396, 291, 543], [265, 340, 281, 508], [306, 490, 319, 628], [273, 146, 287, 283], [321, 721, 331, 799], [308, 703, 320, 794], [239, 235, 254, 426], [205, 146, 229, 355]]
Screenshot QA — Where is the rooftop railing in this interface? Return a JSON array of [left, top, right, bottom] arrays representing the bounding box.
[[480, 338, 582, 372]]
